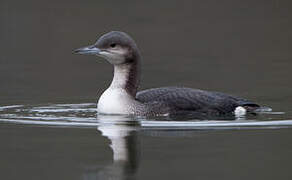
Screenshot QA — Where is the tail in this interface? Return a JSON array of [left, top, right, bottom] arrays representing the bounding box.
[[243, 104, 272, 113], [254, 106, 273, 113]]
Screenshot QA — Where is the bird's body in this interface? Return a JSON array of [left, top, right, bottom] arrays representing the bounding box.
[[74, 31, 266, 118], [137, 87, 257, 112]]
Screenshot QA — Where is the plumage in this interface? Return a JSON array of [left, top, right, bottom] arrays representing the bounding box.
[[136, 87, 259, 115]]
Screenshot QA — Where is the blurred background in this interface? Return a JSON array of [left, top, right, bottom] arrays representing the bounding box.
[[1, 0, 291, 111]]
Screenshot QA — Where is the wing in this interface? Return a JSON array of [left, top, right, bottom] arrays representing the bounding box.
[[136, 87, 259, 114]]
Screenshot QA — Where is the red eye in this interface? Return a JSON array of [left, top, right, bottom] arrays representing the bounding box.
[[110, 43, 116, 48]]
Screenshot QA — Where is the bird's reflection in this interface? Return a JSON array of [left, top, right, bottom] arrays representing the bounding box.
[[86, 115, 141, 180]]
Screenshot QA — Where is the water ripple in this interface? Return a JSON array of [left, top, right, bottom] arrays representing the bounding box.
[[0, 103, 291, 130]]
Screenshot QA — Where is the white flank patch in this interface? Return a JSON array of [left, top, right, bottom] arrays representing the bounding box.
[[234, 106, 247, 117]]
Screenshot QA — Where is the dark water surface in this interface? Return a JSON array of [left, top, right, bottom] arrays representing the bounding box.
[[1, 119, 292, 180], [1, 0, 292, 179]]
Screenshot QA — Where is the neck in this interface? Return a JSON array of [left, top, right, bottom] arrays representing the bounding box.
[[110, 61, 140, 97]]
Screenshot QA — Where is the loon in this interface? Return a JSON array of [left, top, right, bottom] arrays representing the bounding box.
[[74, 31, 262, 117]]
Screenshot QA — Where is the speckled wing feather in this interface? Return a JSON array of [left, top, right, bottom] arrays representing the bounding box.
[[136, 87, 259, 114]]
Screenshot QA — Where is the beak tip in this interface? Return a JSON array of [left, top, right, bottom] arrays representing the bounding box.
[[73, 49, 80, 54]]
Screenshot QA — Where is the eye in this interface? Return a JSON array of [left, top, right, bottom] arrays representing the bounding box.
[[110, 43, 116, 48]]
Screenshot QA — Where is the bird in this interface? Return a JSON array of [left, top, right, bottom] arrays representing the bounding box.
[[74, 31, 265, 118]]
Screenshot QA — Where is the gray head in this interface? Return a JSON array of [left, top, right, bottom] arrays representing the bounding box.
[[74, 31, 141, 65]]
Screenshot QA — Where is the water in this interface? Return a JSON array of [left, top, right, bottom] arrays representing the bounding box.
[[1, 0, 292, 179], [0, 103, 291, 128], [1, 103, 292, 180]]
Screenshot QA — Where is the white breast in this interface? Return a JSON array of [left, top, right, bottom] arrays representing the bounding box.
[[97, 88, 136, 114]]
